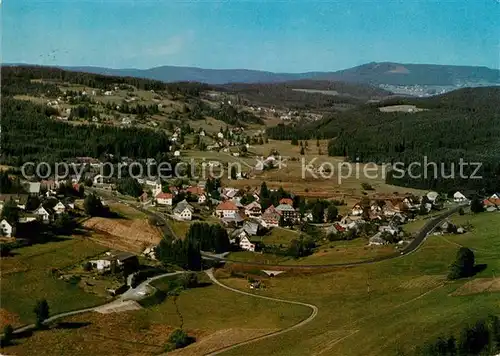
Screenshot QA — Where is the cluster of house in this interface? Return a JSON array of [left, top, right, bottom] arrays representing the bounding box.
[[0, 180, 78, 238]]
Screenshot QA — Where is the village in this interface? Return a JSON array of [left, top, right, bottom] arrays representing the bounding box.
[[3, 163, 499, 263]]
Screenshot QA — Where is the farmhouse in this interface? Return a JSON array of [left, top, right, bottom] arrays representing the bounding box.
[[239, 235, 255, 252], [453, 191, 468, 203], [245, 201, 262, 218], [156, 192, 173, 206], [0, 219, 15, 238], [351, 203, 364, 216], [261, 205, 281, 227], [89, 251, 139, 272], [34, 206, 53, 223], [215, 200, 239, 218], [173, 200, 194, 221], [275, 204, 298, 222]]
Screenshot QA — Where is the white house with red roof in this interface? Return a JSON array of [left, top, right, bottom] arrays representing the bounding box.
[[156, 192, 172, 206], [215, 200, 239, 218]]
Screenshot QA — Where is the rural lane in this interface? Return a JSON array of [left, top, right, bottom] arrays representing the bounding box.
[[10, 271, 185, 336], [203, 268, 319, 356]]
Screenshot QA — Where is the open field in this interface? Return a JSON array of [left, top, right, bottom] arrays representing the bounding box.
[[108, 202, 148, 219], [0, 238, 108, 326], [3, 274, 310, 356], [230, 236, 396, 266], [253, 227, 301, 247], [217, 212, 500, 356], [168, 219, 192, 239], [282, 238, 396, 266], [215, 139, 426, 207]]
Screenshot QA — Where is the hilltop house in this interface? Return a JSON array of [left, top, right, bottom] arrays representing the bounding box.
[[156, 192, 173, 206], [173, 200, 194, 221]]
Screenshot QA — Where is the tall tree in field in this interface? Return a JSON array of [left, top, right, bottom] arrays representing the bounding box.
[[448, 247, 475, 280], [83, 193, 103, 216], [470, 198, 485, 213], [34, 299, 49, 329]]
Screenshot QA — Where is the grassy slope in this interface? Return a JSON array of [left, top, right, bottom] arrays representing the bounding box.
[[1, 238, 109, 325], [219, 212, 500, 356]]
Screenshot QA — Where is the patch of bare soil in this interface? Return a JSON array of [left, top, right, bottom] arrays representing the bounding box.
[[83, 217, 161, 253], [451, 278, 500, 296], [166, 328, 279, 356], [400, 275, 445, 290], [0, 308, 21, 329]]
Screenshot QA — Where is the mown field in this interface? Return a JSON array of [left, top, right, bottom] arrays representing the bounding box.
[[3, 273, 311, 356], [0, 238, 109, 326], [218, 211, 500, 356]]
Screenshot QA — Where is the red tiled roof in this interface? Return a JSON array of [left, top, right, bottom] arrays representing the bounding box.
[[484, 198, 500, 206], [216, 200, 238, 211], [279, 198, 293, 206], [186, 186, 205, 195], [156, 192, 172, 199], [334, 224, 345, 232]]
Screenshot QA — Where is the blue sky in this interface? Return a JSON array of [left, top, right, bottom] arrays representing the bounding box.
[[3, 0, 499, 72]]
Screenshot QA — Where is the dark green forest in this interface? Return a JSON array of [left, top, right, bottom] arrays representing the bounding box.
[[1, 98, 171, 165], [1, 65, 212, 97], [267, 87, 500, 192]]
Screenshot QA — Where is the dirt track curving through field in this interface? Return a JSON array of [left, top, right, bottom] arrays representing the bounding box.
[[203, 268, 319, 355]]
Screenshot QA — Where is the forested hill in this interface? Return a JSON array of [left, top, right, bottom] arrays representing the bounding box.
[[1, 98, 171, 165], [267, 87, 500, 192], [218, 80, 392, 111], [1, 65, 213, 98]]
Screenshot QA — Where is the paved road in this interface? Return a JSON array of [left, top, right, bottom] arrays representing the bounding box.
[[204, 268, 318, 356], [11, 271, 186, 335]]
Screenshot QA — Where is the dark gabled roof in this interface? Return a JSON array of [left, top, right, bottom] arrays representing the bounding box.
[[0, 194, 29, 204]]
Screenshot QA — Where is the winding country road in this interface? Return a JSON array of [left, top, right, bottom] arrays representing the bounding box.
[[203, 268, 318, 356], [11, 271, 185, 336]]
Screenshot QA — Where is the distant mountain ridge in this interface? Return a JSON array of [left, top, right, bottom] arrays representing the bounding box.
[[5, 61, 500, 86], [56, 62, 500, 86]]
